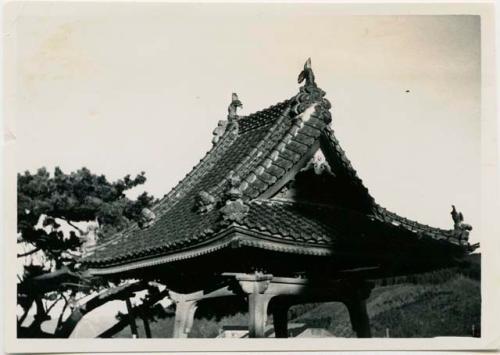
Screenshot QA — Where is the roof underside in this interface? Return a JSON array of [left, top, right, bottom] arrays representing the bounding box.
[[84, 83, 475, 274]]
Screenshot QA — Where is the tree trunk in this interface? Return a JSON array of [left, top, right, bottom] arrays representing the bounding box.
[[142, 316, 152, 338], [98, 289, 170, 338], [125, 298, 139, 338], [54, 281, 145, 338]]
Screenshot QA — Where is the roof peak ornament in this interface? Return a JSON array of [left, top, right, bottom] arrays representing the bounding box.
[[212, 94, 242, 145], [292, 58, 331, 121], [298, 58, 316, 87], [228, 93, 243, 121], [451, 205, 473, 243]]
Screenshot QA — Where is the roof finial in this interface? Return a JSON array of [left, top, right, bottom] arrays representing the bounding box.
[[298, 58, 316, 87], [451, 205, 472, 244], [228, 93, 243, 121]]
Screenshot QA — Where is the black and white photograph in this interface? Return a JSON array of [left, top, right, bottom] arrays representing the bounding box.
[[3, 1, 499, 353]]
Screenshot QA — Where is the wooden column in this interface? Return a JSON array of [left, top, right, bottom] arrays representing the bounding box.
[[236, 272, 274, 338], [168, 285, 240, 338], [172, 300, 198, 338], [248, 293, 273, 338], [271, 302, 290, 338], [345, 299, 371, 338], [342, 281, 374, 338]]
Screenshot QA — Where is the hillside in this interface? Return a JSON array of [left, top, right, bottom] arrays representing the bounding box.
[[293, 275, 480, 337]]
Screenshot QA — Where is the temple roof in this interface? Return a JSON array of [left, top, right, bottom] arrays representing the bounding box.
[[84, 60, 476, 275]]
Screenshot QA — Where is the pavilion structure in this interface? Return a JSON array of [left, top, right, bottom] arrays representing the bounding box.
[[84, 59, 477, 338]]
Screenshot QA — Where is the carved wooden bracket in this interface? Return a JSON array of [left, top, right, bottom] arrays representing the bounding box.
[[235, 272, 273, 295]]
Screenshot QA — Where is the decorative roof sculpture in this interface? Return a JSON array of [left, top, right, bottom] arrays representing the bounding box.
[[227, 93, 243, 121], [451, 205, 473, 243], [83, 59, 477, 275]]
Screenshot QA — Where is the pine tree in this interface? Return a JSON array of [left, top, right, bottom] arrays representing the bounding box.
[[17, 167, 158, 338]]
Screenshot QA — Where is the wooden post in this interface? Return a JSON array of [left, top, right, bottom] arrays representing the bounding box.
[[172, 300, 197, 338], [272, 303, 290, 338], [272, 308, 288, 338], [248, 293, 272, 338], [168, 285, 241, 338], [185, 302, 198, 335], [345, 299, 371, 338], [235, 272, 274, 338], [125, 298, 139, 338]]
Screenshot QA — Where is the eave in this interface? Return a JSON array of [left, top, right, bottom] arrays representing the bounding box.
[[87, 225, 335, 276]]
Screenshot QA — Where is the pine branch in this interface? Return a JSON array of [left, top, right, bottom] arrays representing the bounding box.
[[54, 281, 148, 337], [17, 247, 41, 258], [98, 288, 169, 338], [45, 296, 62, 314], [56, 295, 69, 330], [59, 218, 85, 234]]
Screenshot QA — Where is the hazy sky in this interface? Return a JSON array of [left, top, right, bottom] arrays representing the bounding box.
[[10, 3, 480, 242]]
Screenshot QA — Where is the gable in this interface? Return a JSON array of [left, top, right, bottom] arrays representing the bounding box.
[[271, 147, 374, 212]]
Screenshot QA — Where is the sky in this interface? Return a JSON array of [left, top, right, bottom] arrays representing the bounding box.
[[10, 3, 480, 244]]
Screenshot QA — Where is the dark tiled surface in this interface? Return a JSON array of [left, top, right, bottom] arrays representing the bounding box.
[[242, 200, 339, 245], [86, 100, 296, 265]]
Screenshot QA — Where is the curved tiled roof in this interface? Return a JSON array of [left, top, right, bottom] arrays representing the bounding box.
[[84, 80, 476, 273], [85, 90, 322, 267]]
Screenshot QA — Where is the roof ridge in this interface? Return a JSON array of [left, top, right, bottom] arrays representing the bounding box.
[[151, 122, 239, 216], [371, 203, 477, 248], [239, 102, 331, 199], [372, 204, 452, 233], [204, 107, 293, 199], [239, 110, 311, 195]]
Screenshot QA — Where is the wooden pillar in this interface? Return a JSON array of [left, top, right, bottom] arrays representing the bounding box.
[[236, 272, 274, 338], [345, 299, 371, 338], [248, 293, 272, 338], [341, 279, 374, 338], [185, 302, 198, 335], [168, 285, 241, 338], [172, 300, 198, 338], [272, 303, 290, 338]]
